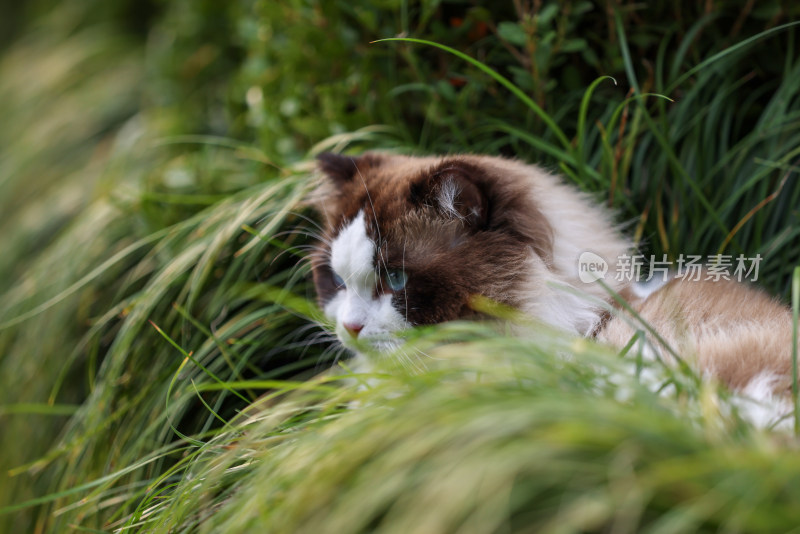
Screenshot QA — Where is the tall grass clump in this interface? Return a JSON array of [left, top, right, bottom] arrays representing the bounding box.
[[1, 1, 800, 532]]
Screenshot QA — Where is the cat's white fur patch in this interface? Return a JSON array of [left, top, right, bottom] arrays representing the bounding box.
[[519, 257, 603, 335], [326, 211, 409, 351], [732, 372, 794, 430], [330, 211, 376, 288]]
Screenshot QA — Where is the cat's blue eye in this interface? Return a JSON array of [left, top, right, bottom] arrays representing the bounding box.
[[332, 271, 346, 289], [384, 269, 408, 291]]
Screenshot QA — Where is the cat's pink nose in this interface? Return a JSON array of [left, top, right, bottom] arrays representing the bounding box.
[[343, 322, 364, 338]]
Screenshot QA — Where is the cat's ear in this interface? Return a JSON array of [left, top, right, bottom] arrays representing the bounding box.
[[316, 152, 385, 185], [410, 165, 488, 229], [316, 152, 358, 185]]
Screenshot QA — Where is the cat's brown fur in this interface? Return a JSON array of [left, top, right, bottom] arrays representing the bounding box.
[[312, 152, 631, 331], [600, 277, 796, 394], [311, 151, 798, 425]]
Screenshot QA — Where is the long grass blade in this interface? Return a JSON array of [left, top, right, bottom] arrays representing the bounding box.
[[373, 37, 571, 150]]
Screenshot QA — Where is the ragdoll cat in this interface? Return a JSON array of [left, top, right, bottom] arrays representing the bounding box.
[[309, 151, 798, 427]]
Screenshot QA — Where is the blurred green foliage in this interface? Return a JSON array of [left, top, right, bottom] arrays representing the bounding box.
[[137, 0, 800, 159], [35, 0, 797, 289], [7, 0, 797, 159]]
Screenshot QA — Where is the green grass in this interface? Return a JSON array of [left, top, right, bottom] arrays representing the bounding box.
[[2, 2, 800, 533]]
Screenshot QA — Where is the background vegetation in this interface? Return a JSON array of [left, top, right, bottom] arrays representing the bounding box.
[[1, 0, 799, 532]]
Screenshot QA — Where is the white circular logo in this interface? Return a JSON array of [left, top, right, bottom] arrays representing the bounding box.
[[577, 251, 608, 284]]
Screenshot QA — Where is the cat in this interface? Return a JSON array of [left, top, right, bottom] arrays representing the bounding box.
[[309, 151, 798, 428]]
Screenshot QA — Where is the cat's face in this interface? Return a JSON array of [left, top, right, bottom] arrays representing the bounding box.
[[310, 152, 553, 351]]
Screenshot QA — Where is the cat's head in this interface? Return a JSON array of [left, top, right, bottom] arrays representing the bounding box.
[[309, 152, 559, 352]]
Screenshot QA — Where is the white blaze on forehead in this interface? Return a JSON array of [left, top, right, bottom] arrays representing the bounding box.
[[325, 210, 409, 352], [330, 211, 376, 289]]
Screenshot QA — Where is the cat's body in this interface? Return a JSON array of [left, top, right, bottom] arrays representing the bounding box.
[[310, 152, 797, 427]]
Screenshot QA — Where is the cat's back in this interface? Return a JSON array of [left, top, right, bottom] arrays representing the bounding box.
[[600, 276, 796, 394]]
